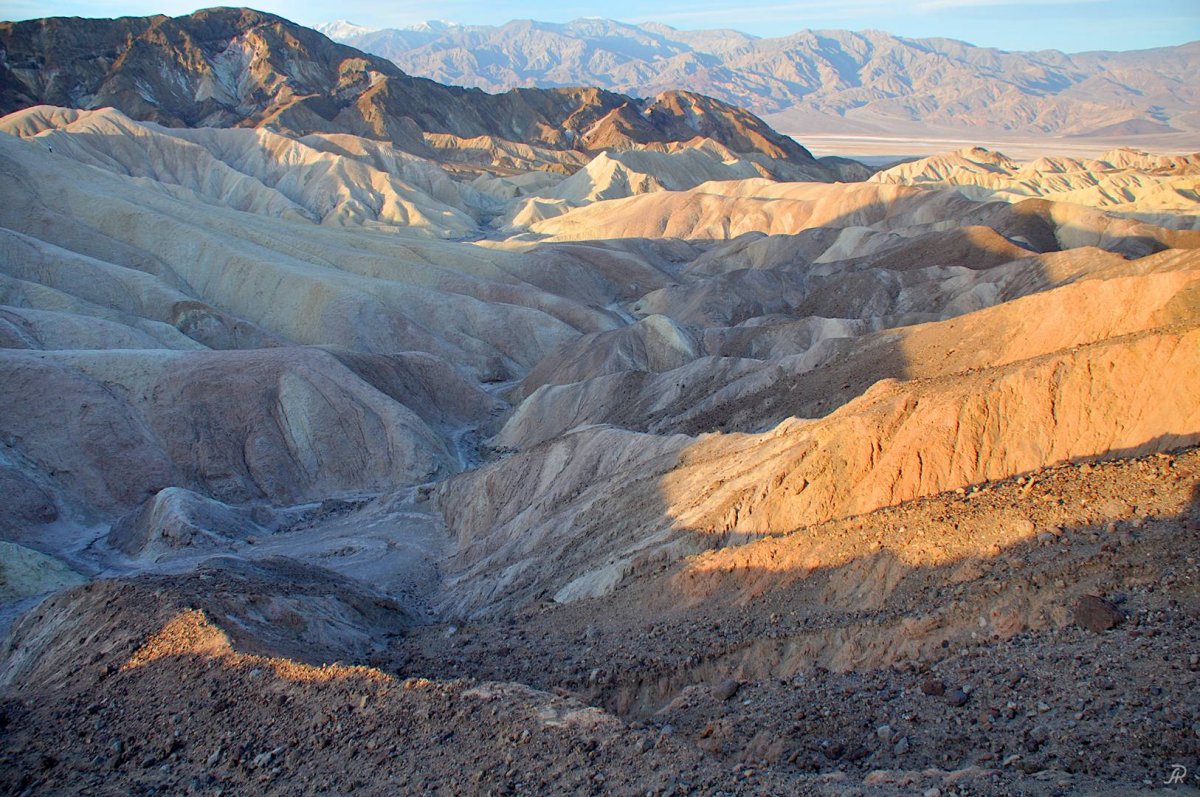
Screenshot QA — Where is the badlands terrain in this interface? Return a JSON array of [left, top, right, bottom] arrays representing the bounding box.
[[0, 7, 1199, 796]]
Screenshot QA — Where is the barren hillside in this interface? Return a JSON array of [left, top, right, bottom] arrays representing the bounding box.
[[321, 19, 1200, 144], [1, 9, 1199, 797]]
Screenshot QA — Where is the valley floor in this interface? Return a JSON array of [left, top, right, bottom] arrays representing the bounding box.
[[2, 449, 1197, 796]]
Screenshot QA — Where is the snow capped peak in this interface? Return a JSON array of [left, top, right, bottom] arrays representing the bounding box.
[[314, 20, 377, 40]]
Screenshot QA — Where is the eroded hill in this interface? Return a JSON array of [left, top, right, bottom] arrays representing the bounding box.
[[0, 12, 1199, 796]]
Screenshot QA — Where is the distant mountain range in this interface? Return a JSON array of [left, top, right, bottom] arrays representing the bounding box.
[[318, 18, 1200, 140], [0, 9, 836, 179]]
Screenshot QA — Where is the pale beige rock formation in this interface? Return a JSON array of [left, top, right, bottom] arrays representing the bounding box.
[[0, 347, 456, 515], [0, 84, 1196, 708], [872, 146, 1200, 229]]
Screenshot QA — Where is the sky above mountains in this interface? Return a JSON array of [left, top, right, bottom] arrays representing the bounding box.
[[3, 0, 1198, 53]]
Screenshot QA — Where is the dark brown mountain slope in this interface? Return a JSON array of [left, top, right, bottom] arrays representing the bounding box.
[[0, 8, 822, 169]]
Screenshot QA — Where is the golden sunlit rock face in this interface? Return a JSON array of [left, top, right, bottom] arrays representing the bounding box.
[[658, 325, 1200, 539], [122, 609, 386, 684], [1, 8, 1199, 796]]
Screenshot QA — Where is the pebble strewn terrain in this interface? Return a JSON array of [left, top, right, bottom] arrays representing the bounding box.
[[2, 451, 1197, 796], [1, 8, 1199, 796]]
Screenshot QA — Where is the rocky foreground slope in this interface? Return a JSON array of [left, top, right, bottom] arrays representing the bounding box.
[[1, 13, 1199, 796]]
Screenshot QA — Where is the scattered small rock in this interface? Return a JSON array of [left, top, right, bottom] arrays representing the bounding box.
[[713, 679, 741, 701], [946, 689, 970, 708], [1073, 595, 1122, 632], [844, 744, 871, 762]]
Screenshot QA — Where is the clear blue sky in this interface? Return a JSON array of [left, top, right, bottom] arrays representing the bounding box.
[[3, 0, 1198, 53]]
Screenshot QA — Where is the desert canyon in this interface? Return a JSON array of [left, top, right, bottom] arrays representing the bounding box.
[[0, 7, 1198, 796]]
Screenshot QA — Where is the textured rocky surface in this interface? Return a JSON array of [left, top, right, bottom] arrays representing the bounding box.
[[0, 9, 832, 178], [1, 12, 1199, 795]]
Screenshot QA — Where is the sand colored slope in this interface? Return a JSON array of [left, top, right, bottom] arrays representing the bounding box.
[[0, 227, 276, 351], [494, 250, 1200, 451], [501, 143, 780, 228], [444, 326, 1200, 615], [0, 133, 613, 377], [682, 224, 1035, 276], [493, 357, 764, 451], [872, 146, 1200, 229], [1, 106, 479, 235], [435, 426, 694, 615], [661, 326, 1200, 539], [527, 181, 984, 241], [0, 305, 203, 351], [529, 174, 1200, 260], [512, 314, 699, 402], [632, 255, 1033, 330]]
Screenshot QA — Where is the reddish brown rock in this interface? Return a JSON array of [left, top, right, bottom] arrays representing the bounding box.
[[1074, 595, 1123, 632]]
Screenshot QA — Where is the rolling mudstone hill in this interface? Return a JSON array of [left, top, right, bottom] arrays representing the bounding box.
[[0, 8, 1199, 796]]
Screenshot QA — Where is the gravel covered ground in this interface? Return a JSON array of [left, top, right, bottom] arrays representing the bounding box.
[[2, 449, 1198, 796]]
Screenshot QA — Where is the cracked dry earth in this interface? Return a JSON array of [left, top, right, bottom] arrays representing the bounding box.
[[2, 449, 1198, 796]]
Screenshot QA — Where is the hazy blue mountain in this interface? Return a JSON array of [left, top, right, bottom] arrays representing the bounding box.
[[322, 18, 1200, 138]]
